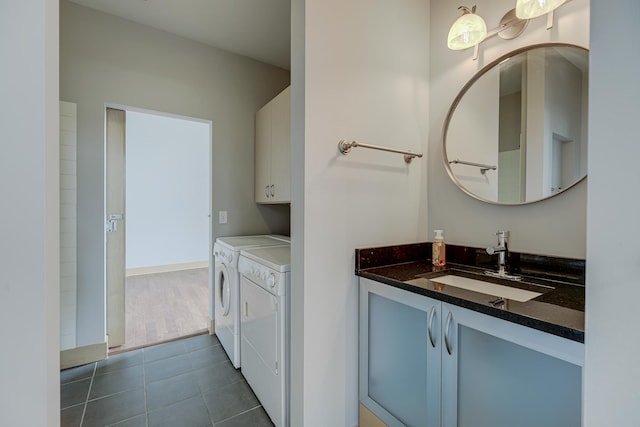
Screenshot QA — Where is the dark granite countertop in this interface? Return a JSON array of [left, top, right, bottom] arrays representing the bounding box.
[[355, 243, 585, 343]]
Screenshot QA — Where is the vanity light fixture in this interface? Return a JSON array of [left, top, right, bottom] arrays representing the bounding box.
[[447, 6, 488, 51], [448, 1, 568, 60], [515, 0, 567, 19]]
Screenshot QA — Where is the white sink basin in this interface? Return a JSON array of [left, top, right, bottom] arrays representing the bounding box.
[[430, 275, 542, 302]]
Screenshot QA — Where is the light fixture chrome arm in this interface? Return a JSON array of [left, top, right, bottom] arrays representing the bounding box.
[[448, 159, 496, 174], [338, 140, 423, 164], [486, 9, 529, 40], [469, 8, 529, 60], [449, 0, 570, 61]]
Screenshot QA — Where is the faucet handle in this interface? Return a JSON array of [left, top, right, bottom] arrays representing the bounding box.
[[486, 245, 506, 255]]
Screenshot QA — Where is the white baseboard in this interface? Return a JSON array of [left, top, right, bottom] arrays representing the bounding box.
[[60, 341, 108, 370], [209, 319, 215, 335], [126, 260, 209, 277]]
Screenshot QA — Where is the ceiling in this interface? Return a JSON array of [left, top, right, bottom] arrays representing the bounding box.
[[68, 0, 291, 70]]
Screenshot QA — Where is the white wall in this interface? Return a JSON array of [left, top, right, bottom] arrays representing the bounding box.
[[289, 0, 305, 425], [125, 110, 210, 269], [291, 0, 430, 424], [60, 0, 290, 349], [584, 1, 640, 425], [428, 0, 589, 258], [60, 101, 78, 350], [0, 1, 60, 425]]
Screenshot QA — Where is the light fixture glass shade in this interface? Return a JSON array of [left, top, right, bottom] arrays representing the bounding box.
[[447, 9, 488, 50], [515, 0, 567, 19]]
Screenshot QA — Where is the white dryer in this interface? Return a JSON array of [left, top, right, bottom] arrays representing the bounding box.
[[239, 245, 291, 427], [213, 235, 289, 368]]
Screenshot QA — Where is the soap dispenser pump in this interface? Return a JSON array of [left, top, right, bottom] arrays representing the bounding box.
[[432, 230, 446, 267]]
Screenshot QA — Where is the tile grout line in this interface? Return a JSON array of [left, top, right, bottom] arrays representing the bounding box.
[[189, 343, 218, 427], [214, 404, 265, 425], [84, 360, 146, 403], [144, 342, 198, 425], [78, 362, 97, 427], [60, 376, 94, 387], [202, 386, 216, 427]]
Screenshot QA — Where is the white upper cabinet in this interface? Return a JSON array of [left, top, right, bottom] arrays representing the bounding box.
[[255, 86, 291, 204]]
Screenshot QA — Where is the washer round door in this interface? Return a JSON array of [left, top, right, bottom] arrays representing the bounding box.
[[215, 262, 231, 318]]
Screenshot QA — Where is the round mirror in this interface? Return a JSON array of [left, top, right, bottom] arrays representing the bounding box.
[[443, 43, 588, 205]]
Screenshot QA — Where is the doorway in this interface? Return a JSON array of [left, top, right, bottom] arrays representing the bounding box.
[[106, 107, 212, 353]]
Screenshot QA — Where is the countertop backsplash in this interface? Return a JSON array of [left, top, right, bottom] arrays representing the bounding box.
[[356, 242, 585, 286]]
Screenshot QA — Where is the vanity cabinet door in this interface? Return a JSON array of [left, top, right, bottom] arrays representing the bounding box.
[[441, 303, 584, 427], [359, 278, 441, 427]]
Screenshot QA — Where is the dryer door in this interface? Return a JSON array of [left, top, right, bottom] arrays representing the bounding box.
[[240, 274, 283, 426], [241, 276, 278, 375]]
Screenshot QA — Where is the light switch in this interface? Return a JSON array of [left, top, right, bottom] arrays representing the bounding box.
[[219, 211, 228, 224]]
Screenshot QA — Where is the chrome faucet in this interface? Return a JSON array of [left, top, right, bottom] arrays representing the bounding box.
[[485, 231, 521, 281]]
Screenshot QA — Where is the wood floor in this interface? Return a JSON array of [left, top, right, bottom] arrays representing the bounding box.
[[110, 267, 209, 354]]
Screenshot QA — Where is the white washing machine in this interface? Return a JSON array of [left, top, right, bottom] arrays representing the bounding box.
[[239, 245, 291, 427], [212, 235, 289, 368]]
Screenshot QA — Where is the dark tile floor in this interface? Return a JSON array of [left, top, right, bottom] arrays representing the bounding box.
[[61, 334, 274, 427]]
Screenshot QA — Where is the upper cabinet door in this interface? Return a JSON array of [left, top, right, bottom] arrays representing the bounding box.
[[270, 86, 291, 203], [255, 100, 272, 203], [255, 86, 291, 204]]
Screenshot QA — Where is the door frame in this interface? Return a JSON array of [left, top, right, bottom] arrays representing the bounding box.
[[104, 103, 214, 347]]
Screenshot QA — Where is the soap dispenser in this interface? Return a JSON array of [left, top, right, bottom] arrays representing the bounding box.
[[432, 230, 446, 267]]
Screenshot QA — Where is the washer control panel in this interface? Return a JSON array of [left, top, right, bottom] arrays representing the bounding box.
[[213, 244, 236, 265]]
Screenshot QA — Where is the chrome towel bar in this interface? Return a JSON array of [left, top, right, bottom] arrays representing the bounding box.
[[338, 140, 423, 164], [448, 159, 497, 174]]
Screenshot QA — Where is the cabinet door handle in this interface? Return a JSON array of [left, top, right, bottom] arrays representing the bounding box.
[[427, 306, 436, 348], [444, 311, 453, 355], [270, 184, 275, 197], [265, 185, 270, 198]]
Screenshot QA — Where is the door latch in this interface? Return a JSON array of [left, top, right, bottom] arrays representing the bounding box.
[[106, 214, 123, 233]]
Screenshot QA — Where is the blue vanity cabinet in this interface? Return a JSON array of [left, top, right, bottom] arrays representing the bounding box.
[[359, 278, 585, 427], [441, 302, 584, 427], [359, 278, 442, 427]]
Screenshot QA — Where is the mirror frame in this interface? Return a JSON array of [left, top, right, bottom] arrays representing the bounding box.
[[442, 42, 589, 205]]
